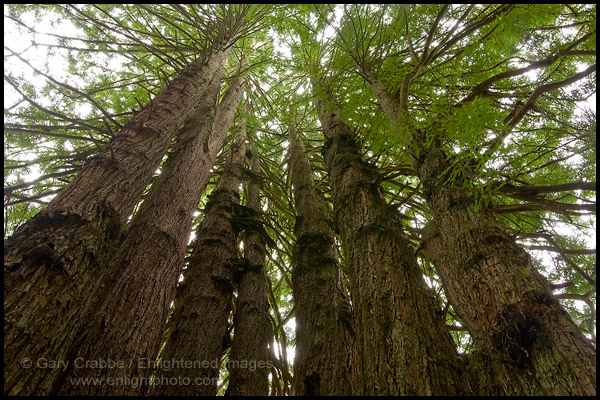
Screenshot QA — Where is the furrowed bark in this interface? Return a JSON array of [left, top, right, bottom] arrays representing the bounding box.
[[364, 65, 596, 395], [3, 47, 232, 396], [288, 122, 355, 396], [150, 117, 248, 396], [313, 78, 470, 396], [225, 137, 271, 396], [414, 136, 596, 395], [53, 61, 231, 395]]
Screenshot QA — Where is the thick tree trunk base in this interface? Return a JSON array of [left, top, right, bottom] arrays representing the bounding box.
[[4, 210, 120, 395]]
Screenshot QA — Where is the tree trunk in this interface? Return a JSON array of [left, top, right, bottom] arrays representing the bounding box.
[[414, 135, 597, 396], [52, 62, 226, 395], [313, 78, 471, 396], [3, 47, 232, 396], [150, 116, 248, 396], [225, 138, 271, 396], [288, 121, 355, 396], [362, 67, 596, 395]]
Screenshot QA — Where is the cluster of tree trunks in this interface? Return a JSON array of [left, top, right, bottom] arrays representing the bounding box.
[[288, 119, 354, 396], [357, 66, 597, 395], [5, 37, 273, 396], [4, 46, 233, 396], [4, 18, 596, 399], [153, 116, 248, 396], [56, 62, 234, 396], [312, 77, 471, 396]]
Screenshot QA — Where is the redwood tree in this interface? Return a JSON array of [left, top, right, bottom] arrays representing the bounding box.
[[288, 119, 355, 396], [151, 115, 249, 396], [4, 7, 244, 393], [225, 136, 272, 396]]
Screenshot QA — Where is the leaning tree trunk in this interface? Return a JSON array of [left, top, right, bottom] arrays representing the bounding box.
[[313, 77, 471, 396], [363, 69, 596, 395], [150, 116, 249, 396], [3, 46, 232, 396], [54, 63, 247, 395], [288, 121, 355, 396], [413, 130, 597, 396], [225, 137, 271, 396]]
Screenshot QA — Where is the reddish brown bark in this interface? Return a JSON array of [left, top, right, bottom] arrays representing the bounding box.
[[52, 62, 231, 395], [414, 136, 597, 395], [313, 78, 470, 396], [288, 122, 355, 396], [4, 48, 231, 396], [225, 138, 271, 396], [362, 64, 596, 394], [150, 117, 248, 396]]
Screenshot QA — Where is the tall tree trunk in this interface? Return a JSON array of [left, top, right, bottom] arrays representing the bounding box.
[[413, 132, 596, 395], [288, 121, 355, 396], [150, 116, 248, 396], [53, 63, 225, 395], [54, 62, 247, 395], [225, 137, 271, 396], [313, 78, 470, 396], [3, 47, 232, 396], [364, 71, 596, 395]]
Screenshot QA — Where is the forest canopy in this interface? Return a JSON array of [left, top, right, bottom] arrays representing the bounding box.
[[3, 4, 596, 396]]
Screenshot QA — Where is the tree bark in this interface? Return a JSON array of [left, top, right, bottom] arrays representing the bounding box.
[[313, 78, 471, 396], [3, 47, 232, 396], [361, 63, 596, 394], [52, 62, 230, 395], [414, 135, 597, 395], [150, 116, 248, 396], [288, 121, 355, 396], [225, 137, 271, 396]]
